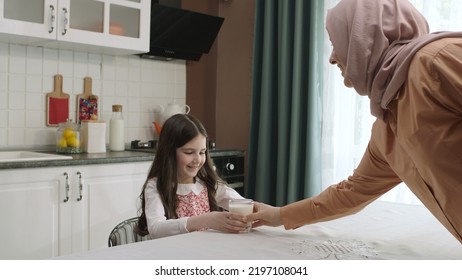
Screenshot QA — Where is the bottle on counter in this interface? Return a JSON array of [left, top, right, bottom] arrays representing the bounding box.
[[109, 104, 125, 151]]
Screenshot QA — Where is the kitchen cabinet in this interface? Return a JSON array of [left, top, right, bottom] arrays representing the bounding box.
[[80, 161, 151, 252], [0, 161, 151, 259], [0, 0, 150, 55], [0, 166, 64, 259]]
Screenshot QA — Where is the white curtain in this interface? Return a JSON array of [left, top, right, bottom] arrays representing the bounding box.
[[321, 0, 462, 205]]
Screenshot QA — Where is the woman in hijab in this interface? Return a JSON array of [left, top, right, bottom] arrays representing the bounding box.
[[247, 0, 462, 243]]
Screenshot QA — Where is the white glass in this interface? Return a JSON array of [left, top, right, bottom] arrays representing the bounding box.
[[228, 199, 254, 233]]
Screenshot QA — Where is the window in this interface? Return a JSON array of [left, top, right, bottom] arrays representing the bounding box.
[[321, 0, 462, 205]]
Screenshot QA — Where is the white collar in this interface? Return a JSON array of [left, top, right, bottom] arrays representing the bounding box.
[[177, 180, 204, 195]]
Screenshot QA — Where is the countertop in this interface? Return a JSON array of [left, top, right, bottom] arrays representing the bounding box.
[[0, 149, 245, 170]]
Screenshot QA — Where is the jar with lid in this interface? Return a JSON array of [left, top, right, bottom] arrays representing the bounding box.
[[109, 104, 125, 151], [56, 119, 82, 154]]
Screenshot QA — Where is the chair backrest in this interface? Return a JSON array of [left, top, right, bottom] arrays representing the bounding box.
[[108, 217, 148, 247]]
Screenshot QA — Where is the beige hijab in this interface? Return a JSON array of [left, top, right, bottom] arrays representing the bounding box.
[[326, 0, 462, 119]]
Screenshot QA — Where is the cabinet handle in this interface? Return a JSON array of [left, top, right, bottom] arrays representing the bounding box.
[[62, 8, 69, 35], [49, 5, 55, 33], [76, 171, 83, 201], [63, 172, 70, 203]]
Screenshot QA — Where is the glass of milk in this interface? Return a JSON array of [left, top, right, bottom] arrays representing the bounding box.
[[228, 199, 254, 232]]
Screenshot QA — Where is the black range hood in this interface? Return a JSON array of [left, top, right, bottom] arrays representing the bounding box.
[[139, 3, 224, 61]]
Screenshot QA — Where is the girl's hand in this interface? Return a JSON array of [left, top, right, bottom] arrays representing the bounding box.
[[245, 202, 282, 228], [206, 211, 248, 233], [187, 211, 247, 233]]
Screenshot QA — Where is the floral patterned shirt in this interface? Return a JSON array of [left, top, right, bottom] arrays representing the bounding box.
[[176, 186, 210, 218]]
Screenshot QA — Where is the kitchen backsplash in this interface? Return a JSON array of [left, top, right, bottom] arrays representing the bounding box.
[[0, 42, 186, 149]]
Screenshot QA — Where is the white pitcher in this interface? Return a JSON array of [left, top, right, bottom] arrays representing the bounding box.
[[158, 102, 190, 124]]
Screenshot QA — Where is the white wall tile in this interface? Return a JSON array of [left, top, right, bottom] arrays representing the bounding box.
[[8, 110, 25, 128], [26, 110, 43, 128], [102, 80, 116, 96], [140, 66, 154, 82], [43, 75, 56, 93], [154, 68, 176, 84], [26, 46, 43, 75], [73, 77, 84, 95], [0, 130, 5, 146], [175, 83, 187, 100], [102, 55, 116, 80], [61, 75, 73, 96], [129, 65, 141, 82], [8, 74, 26, 92], [127, 112, 141, 128], [25, 93, 42, 111], [9, 45, 26, 74], [0, 42, 8, 73], [91, 79, 102, 97], [176, 67, 186, 84], [26, 128, 54, 146], [26, 75, 43, 94], [0, 72, 7, 92], [8, 92, 25, 110], [58, 49, 74, 76], [127, 81, 140, 97], [127, 96, 141, 112], [0, 91, 6, 110], [0, 42, 186, 148], [140, 82, 155, 97], [115, 56, 129, 81], [0, 109, 6, 127], [88, 54, 102, 79], [102, 96, 116, 112], [73, 51, 88, 77], [115, 80, 129, 97], [8, 128, 26, 146], [43, 48, 59, 75]]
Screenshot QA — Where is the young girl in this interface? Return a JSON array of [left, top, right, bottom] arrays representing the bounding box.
[[136, 113, 248, 239]]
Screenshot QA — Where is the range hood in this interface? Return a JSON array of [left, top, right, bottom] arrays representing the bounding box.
[[139, 3, 224, 61]]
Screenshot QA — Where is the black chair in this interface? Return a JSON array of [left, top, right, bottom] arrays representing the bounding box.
[[108, 217, 148, 247]]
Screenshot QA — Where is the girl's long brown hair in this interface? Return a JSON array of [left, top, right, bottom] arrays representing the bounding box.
[[136, 114, 222, 236]]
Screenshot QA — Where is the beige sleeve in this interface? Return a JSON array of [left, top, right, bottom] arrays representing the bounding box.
[[280, 123, 402, 229]]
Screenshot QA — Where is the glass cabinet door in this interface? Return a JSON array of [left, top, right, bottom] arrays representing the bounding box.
[[0, 0, 55, 40], [109, 3, 140, 38], [4, 0, 44, 23], [69, 0, 104, 33]]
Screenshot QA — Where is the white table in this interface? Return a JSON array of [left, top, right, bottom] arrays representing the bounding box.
[[59, 201, 462, 260]]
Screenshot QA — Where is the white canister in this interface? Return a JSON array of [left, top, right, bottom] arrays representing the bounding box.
[[81, 121, 107, 153]]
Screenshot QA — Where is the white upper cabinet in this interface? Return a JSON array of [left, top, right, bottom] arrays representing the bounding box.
[[0, 0, 150, 55]]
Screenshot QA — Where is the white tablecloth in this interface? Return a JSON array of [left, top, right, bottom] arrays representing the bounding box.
[[59, 201, 462, 260]]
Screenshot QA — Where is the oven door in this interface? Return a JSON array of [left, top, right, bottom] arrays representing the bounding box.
[[211, 152, 245, 196]]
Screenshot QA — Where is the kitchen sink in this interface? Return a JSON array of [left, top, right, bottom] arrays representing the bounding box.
[[0, 151, 73, 163]]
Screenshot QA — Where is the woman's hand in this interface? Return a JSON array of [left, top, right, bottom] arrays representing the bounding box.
[[187, 211, 247, 233], [246, 202, 282, 228]]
